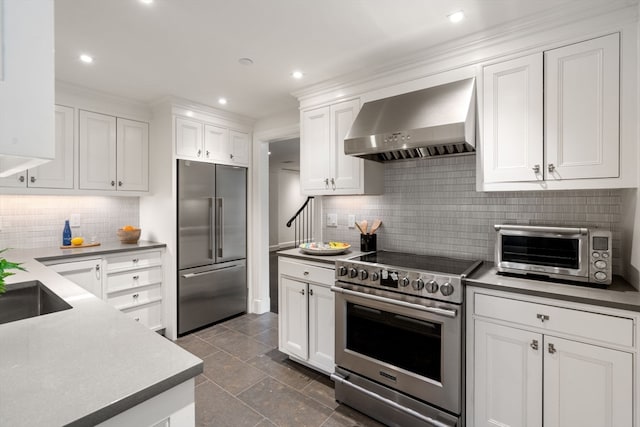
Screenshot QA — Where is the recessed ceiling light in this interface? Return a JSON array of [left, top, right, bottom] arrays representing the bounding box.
[[186, 111, 194, 117], [140, 0, 153, 4], [238, 57, 254, 66], [218, 98, 228, 105], [291, 70, 304, 80], [268, 151, 272, 155], [79, 54, 94, 64], [448, 10, 465, 23]]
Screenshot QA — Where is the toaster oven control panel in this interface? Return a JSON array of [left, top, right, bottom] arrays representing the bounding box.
[[590, 233, 612, 284]]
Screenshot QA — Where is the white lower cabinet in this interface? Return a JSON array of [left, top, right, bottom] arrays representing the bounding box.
[[104, 249, 164, 331], [278, 257, 335, 374], [46, 258, 103, 298], [468, 288, 635, 427]]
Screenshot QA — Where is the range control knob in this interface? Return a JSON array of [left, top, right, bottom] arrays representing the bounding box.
[[594, 260, 607, 269], [359, 270, 368, 280], [338, 266, 348, 276], [412, 279, 424, 290], [425, 280, 438, 293], [349, 268, 358, 278], [400, 277, 410, 287], [440, 282, 454, 297], [370, 271, 379, 281]]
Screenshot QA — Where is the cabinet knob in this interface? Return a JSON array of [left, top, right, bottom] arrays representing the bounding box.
[[230, 154, 234, 160], [30, 176, 36, 183], [530, 339, 539, 350], [536, 313, 549, 323], [206, 150, 210, 158], [197, 149, 202, 157], [303, 271, 309, 276], [532, 164, 540, 174], [111, 180, 116, 187], [300, 289, 305, 295], [331, 177, 336, 190], [548, 163, 556, 173], [133, 293, 139, 299], [133, 275, 139, 280], [118, 181, 123, 187], [309, 289, 314, 296], [548, 343, 556, 354], [134, 317, 140, 322], [324, 178, 329, 188], [18, 175, 25, 183], [132, 258, 139, 263]]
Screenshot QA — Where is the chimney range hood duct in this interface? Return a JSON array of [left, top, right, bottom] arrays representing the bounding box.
[[344, 77, 476, 162]]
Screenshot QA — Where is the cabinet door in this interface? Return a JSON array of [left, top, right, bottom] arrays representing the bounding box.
[[543, 336, 632, 427], [544, 33, 619, 180], [49, 259, 103, 298], [79, 110, 117, 190], [308, 284, 334, 373], [203, 124, 228, 162], [331, 99, 362, 192], [229, 130, 250, 166], [279, 276, 308, 360], [483, 54, 543, 183], [474, 320, 543, 427], [27, 105, 75, 189], [300, 106, 331, 193], [175, 117, 203, 159], [116, 118, 149, 192]]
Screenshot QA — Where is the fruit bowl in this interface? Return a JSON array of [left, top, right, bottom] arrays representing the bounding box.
[[117, 227, 141, 244]]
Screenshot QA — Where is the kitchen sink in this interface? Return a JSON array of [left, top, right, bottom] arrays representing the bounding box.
[[0, 281, 72, 325]]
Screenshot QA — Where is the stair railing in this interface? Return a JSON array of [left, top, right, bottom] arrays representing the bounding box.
[[286, 196, 314, 247]]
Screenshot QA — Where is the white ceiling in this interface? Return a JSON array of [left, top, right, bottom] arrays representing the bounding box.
[[55, 0, 613, 120], [269, 138, 300, 171]]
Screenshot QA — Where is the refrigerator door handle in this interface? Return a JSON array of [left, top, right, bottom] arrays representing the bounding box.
[[181, 264, 240, 279], [208, 197, 214, 261], [217, 197, 224, 258]]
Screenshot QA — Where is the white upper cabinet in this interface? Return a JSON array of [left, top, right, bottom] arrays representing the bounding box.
[[482, 54, 543, 183], [117, 118, 149, 191], [480, 33, 622, 190], [176, 117, 204, 159], [544, 33, 620, 180], [79, 110, 149, 192], [0, 105, 74, 189], [175, 116, 250, 167], [300, 99, 382, 195], [0, 0, 55, 176]]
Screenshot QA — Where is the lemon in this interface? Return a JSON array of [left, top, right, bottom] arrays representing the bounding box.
[[71, 237, 84, 246]]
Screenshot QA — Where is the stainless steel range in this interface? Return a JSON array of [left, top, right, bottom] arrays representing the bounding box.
[[332, 251, 482, 427]]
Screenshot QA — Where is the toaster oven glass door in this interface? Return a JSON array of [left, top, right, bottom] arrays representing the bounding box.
[[501, 235, 580, 269]]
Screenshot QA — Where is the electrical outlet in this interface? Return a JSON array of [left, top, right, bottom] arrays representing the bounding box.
[[70, 214, 81, 228], [326, 213, 338, 227], [348, 215, 356, 228]]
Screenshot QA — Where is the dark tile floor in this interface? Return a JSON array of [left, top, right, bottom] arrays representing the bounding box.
[[177, 312, 383, 427]]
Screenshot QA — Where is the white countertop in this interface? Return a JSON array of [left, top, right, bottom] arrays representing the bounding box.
[[0, 243, 202, 427], [277, 247, 370, 264]]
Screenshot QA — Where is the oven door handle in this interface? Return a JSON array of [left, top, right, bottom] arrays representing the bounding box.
[[331, 372, 456, 427], [330, 286, 457, 318]]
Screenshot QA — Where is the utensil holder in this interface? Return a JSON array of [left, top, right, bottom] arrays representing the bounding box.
[[360, 234, 377, 252]]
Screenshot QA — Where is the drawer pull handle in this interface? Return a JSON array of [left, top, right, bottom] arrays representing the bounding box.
[[530, 339, 538, 350], [548, 343, 556, 354], [536, 314, 549, 323], [133, 293, 139, 299], [134, 317, 140, 322], [300, 289, 305, 295], [303, 271, 309, 276], [309, 289, 314, 296], [133, 275, 139, 280], [132, 258, 139, 263]]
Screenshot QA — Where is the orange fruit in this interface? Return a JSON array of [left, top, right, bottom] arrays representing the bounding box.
[[123, 225, 135, 231]]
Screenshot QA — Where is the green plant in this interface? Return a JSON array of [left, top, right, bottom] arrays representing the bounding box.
[[0, 249, 26, 294]]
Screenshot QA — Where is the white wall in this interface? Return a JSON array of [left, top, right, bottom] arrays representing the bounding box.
[[268, 169, 305, 249]]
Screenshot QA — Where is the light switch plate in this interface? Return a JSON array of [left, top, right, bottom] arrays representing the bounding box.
[[70, 214, 81, 228], [326, 213, 338, 227], [348, 215, 356, 228]]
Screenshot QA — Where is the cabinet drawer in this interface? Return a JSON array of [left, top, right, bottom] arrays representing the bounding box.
[[122, 301, 162, 330], [106, 250, 162, 272], [279, 257, 334, 285], [106, 266, 162, 293], [107, 285, 162, 310], [474, 293, 633, 347]]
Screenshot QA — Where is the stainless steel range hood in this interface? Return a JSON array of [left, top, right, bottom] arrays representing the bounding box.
[[344, 78, 476, 162]]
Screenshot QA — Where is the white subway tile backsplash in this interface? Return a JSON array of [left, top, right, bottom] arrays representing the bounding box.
[[0, 195, 139, 248], [323, 155, 624, 273]]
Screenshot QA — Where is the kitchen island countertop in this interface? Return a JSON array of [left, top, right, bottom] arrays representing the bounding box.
[[0, 245, 202, 427], [467, 263, 640, 312]]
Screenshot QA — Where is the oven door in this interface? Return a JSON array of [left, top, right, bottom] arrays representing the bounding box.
[[332, 283, 462, 415]]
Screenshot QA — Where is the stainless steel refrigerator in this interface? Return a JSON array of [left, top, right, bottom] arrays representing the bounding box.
[[177, 159, 247, 335]]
